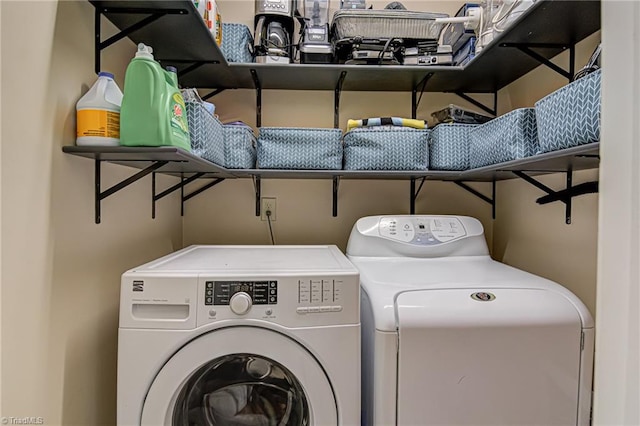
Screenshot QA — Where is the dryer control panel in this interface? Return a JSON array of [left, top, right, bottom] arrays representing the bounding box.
[[347, 215, 489, 257], [379, 216, 466, 245]]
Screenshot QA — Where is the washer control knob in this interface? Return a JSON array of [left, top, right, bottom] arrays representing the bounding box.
[[230, 292, 252, 315]]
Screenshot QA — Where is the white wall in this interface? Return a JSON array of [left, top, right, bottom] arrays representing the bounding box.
[[593, 1, 640, 424], [1, 1, 182, 424]]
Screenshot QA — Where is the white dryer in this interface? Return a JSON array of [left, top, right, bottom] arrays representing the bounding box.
[[346, 215, 594, 426], [118, 245, 360, 426]]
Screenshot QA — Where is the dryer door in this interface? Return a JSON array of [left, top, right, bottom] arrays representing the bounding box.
[[141, 326, 337, 425], [395, 288, 584, 426]]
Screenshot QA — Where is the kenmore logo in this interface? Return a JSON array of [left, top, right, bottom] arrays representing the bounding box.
[[133, 281, 144, 292]]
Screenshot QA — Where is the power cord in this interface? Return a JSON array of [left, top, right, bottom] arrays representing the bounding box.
[[266, 210, 276, 245]]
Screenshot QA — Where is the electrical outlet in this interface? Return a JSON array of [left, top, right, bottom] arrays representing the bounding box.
[[261, 197, 277, 221]]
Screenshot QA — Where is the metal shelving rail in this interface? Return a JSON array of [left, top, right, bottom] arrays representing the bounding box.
[[63, 143, 600, 224]]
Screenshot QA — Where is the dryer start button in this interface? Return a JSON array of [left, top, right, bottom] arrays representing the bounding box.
[[230, 292, 252, 315]]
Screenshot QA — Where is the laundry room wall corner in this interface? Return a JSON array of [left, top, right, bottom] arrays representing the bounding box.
[[2, 1, 183, 424], [492, 32, 602, 315]]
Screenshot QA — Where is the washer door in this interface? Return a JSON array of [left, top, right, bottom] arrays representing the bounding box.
[[141, 327, 337, 425]]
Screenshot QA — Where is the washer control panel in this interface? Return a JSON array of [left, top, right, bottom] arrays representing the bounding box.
[[205, 280, 278, 306], [198, 274, 358, 327], [379, 216, 467, 245], [295, 278, 344, 315]]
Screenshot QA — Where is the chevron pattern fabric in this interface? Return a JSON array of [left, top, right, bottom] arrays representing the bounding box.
[[186, 101, 225, 166], [429, 124, 478, 170], [223, 126, 256, 168], [469, 108, 539, 168], [221, 23, 255, 63], [257, 127, 343, 169], [343, 127, 430, 170], [535, 69, 601, 153]]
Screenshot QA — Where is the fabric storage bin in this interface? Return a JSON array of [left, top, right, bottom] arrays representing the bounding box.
[[535, 69, 601, 153], [429, 124, 477, 171], [343, 127, 430, 170], [469, 108, 538, 168], [223, 124, 256, 168], [221, 23, 254, 63], [185, 100, 225, 166], [257, 127, 343, 169]]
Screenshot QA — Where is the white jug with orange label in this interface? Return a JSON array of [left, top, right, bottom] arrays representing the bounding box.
[[76, 71, 123, 146]]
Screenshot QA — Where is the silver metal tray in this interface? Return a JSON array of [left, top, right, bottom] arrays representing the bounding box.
[[332, 9, 448, 40]]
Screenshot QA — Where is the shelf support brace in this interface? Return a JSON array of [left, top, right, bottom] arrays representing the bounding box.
[[412, 73, 433, 119], [500, 43, 575, 82], [253, 176, 262, 216], [202, 88, 227, 101], [94, 7, 185, 75], [453, 91, 498, 117], [512, 170, 598, 224], [181, 178, 226, 215], [333, 176, 340, 217], [94, 159, 167, 224], [454, 180, 496, 219], [251, 69, 262, 127], [152, 172, 205, 219], [335, 72, 347, 129], [410, 177, 427, 214]]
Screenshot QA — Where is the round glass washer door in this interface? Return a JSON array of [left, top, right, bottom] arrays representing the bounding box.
[[141, 326, 337, 425]]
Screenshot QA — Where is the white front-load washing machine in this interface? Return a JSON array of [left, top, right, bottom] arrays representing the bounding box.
[[118, 245, 360, 426], [346, 215, 594, 426]]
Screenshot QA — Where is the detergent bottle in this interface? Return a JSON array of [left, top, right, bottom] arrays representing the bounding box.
[[76, 71, 123, 146], [120, 43, 191, 151]]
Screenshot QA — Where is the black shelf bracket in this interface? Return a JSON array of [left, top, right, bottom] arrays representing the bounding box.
[[335, 72, 347, 129], [152, 172, 205, 219], [181, 177, 225, 215], [412, 73, 433, 119], [94, 6, 186, 75], [94, 159, 168, 224], [202, 88, 227, 101], [251, 69, 262, 127], [453, 91, 498, 117], [454, 180, 497, 220], [157, 59, 221, 79], [512, 170, 598, 224], [253, 176, 262, 216], [500, 43, 575, 82], [410, 177, 427, 214], [333, 176, 340, 217]]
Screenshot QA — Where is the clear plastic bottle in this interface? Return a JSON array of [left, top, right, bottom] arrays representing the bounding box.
[[76, 71, 123, 146]]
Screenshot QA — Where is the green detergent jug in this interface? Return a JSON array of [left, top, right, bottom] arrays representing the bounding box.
[[120, 43, 191, 151]]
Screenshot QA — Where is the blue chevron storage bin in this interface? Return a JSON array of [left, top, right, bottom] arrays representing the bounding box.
[[223, 125, 256, 168], [469, 108, 539, 168], [185, 101, 225, 165], [535, 69, 601, 153], [429, 124, 478, 170], [343, 127, 430, 170], [221, 23, 254, 63], [257, 127, 343, 169]]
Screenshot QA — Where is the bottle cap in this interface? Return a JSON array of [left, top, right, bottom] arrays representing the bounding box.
[[135, 43, 155, 59], [98, 71, 115, 79]]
